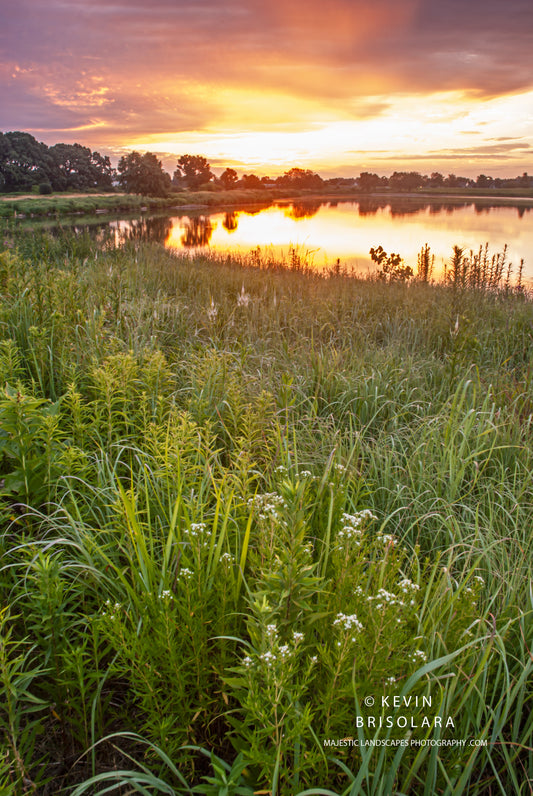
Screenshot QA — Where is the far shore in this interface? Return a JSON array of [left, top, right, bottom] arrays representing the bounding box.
[[2, 186, 533, 222]]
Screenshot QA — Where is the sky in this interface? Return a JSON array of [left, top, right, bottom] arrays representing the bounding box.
[[1, 0, 533, 177]]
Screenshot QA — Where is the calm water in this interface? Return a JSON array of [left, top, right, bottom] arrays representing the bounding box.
[[110, 196, 533, 281]]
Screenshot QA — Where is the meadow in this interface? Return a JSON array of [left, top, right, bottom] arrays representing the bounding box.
[[0, 229, 532, 795]]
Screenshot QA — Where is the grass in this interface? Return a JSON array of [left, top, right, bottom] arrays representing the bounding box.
[[0, 231, 532, 794], [0, 188, 300, 221]]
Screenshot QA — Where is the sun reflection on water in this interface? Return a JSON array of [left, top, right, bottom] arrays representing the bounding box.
[[161, 199, 533, 281]]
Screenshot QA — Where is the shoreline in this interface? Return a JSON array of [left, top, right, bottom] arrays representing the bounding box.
[[1, 186, 533, 221]]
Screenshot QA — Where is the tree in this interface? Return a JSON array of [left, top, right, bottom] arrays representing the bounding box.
[[173, 155, 213, 190], [476, 174, 494, 189], [389, 171, 424, 192], [429, 172, 445, 188], [219, 168, 238, 189], [276, 167, 323, 189], [0, 131, 57, 192], [117, 151, 171, 196], [357, 172, 385, 192], [240, 173, 263, 189], [51, 143, 115, 190]]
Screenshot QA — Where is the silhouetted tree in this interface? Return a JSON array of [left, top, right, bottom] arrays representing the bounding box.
[[389, 171, 425, 192], [357, 172, 385, 192], [117, 151, 171, 196], [429, 172, 445, 187], [240, 173, 263, 189], [476, 174, 494, 189], [0, 131, 57, 191], [51, 143, 114, 190], [174, 155, 213, 190], [276, 167, 323, 189], [219, 168, 238, 189]]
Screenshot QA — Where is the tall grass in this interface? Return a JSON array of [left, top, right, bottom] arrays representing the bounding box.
[[0, 233, 532, 793]]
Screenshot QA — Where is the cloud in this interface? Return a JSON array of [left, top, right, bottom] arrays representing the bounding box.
[[2, 0, 533, 175]]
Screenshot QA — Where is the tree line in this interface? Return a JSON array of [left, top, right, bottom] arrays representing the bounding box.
[[1, 131, 532, 196]]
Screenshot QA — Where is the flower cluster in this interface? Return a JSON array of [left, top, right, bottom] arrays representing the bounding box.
[[410, 649, 427, 664], [102, 599, 121, 620], [188, 522, 207, 537], [376, 532, 397, 546], [369, 588, 405, 610], [337, 510, 377, 548], [247, 492, 287, 521], [398, 578, 420, 594], [333, 612, 364, 643]]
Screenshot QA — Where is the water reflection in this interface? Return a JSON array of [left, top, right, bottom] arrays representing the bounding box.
[[20, 197, 533, 281], [223, 212, 238, 232], [283, 202, 322, 220], [180, 216, 214, 247], [117, 216, 173, 245]]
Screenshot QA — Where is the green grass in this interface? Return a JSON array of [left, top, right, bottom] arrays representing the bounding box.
[[0, 233, 532, 794]]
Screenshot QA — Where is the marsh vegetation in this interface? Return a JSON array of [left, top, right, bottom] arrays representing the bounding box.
[[0, 232, 532, 794]]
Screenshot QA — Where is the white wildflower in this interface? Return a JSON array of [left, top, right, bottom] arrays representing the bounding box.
[[398, 578, 420, 593], [237, 284, 251, 307], [207, 298, 218, 321], [410, 649, 427, 664], [334, 613, 364, 633]]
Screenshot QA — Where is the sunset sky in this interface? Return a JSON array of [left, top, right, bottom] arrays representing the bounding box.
[[1, 0, 533, 177]]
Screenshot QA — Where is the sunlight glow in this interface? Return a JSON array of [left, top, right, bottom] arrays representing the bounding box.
[[127, 89, 533, 176]]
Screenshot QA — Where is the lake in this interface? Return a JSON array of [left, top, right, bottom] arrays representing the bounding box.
[[105, 196, 533, 282]]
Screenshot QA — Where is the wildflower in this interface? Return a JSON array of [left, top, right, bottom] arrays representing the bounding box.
[[398, 578, 420, 593], [299, 470, 312, 478], [279, 644, 291, 660], [237, 284, 251, 307], [220, 552, 235, 565], [259, 651, 275, 665], [334, 613, 364, 633], [248, 492, 287, 520], [207, 298, 218, 321], [370, 588, 403, 607], [410, 649, 427, 664], [292, 630, 304, 644], [180, 567, 193, 581], [242, 656, 253, 667], [161, 590, 174, 600]]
